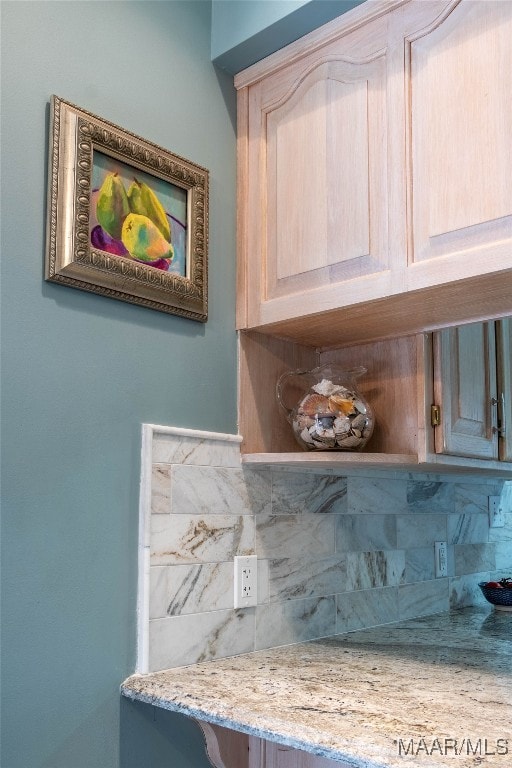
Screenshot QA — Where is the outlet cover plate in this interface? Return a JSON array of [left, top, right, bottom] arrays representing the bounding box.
[[234, 555, 257, 609], [489, 496, 505, 528], [435, 541, 448, 578]]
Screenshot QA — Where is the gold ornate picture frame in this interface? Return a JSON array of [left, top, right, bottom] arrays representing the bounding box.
[[45, 96, 208, 321]]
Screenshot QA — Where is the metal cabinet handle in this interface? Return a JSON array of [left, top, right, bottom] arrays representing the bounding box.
[[492, 395, 506, 436], [499, 392, 506, 436]]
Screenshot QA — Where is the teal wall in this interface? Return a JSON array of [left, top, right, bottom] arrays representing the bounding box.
[[212, 0, 309, 57], [0, 2, 236, 767], [211, 0, 364, 73]]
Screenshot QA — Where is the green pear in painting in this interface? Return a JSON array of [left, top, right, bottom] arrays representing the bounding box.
[[96, 172, 130, 241]]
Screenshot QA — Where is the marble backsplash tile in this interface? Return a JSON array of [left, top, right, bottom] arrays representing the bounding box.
[[150, 562, 235, 618], [266, 555, 346, 602], [142, 426, 512, 672], [454, 482, 502, 515], [494, 541, 512, 571], [488, 512, 512, 543], [336, 514, 396, 552], [148, 608, 254, 671], [255, 595, 336, 650], [151, 464, 173, 514], [404, 546, 437, 583], [406, 480, 455, 513], [271, 471, 347, 514], [170, 465, 271, 516], [151, 513, 255, 565], [453, 543, 496, 576], [255, 512, 336, 559], [347, 476, 408, 515], [152, 431, 241, 466], [336, 586, 399, 632], [398, 579, 449, 620], [448, 512, 489, 544], [345, 550, 406, 590], [396, 513, 447, 548]]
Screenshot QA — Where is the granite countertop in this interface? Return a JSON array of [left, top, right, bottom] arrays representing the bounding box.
[[122, 607, 512, 767]]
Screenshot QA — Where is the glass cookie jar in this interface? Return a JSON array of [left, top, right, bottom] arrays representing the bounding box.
[[276, 365, 375, 452]]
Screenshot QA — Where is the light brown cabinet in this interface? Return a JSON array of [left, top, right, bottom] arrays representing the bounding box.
[[198, 722, 345, 768], [433, 320, 511, 462], [235, 0, 512, 348], [248, 740, 347, 768], [497, 320, 512, 462]]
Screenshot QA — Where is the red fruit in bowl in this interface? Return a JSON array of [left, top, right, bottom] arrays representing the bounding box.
[[486, 581, 503, 588]]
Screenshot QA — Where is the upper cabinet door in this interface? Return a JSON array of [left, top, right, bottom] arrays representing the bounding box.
[[264, 54, 388, 298], [433, 322, 498, 460], [240, 13, 396, 329], [404, 0, 512, 274]]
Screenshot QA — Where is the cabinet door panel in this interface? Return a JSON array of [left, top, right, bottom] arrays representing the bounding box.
[[406, 0, 512, 265], [270, 70, 370, 280], [264, 55, 388, 299], [433, 322, 498, 459], [497, 318, 512, 462], [250, 738, 348, 767], [243, 14, 391, 328]]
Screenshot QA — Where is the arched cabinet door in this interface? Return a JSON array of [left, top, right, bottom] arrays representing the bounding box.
[[240, 11, 395, 330], [403, 0, 512, 278], [264, 55, 388, 297]]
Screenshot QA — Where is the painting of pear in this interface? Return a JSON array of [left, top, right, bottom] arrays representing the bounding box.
[[96, 172, 130, 241], [121, 213, 174, 262], [127, 179, 171, 242]]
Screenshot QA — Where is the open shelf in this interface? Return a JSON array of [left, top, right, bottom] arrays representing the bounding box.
[[238, 330, 512, 478]]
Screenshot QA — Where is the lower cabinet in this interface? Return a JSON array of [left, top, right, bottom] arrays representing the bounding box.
[[249, 739, 349, 768], [197, 722, 346, 768]]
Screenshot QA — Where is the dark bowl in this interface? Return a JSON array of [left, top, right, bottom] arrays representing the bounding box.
[[478, 582, 512, 611]]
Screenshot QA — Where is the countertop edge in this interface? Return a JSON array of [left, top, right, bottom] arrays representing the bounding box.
[[120, 682, 375, 766]]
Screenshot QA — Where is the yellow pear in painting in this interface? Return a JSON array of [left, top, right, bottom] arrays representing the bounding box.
[[127, 179, 171, 242], [121, 213, 174, 262]]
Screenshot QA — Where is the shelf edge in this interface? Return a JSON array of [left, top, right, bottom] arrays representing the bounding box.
[[241, 453, 512, 476]]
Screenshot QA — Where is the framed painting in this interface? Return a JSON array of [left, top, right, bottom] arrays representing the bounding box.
[[45, 96, 208, 321]]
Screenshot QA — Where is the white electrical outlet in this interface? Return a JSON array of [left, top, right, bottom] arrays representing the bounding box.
[[234, 555, 258, 608], [435, 541, 448, 578], [489, 496, 505, 528]]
